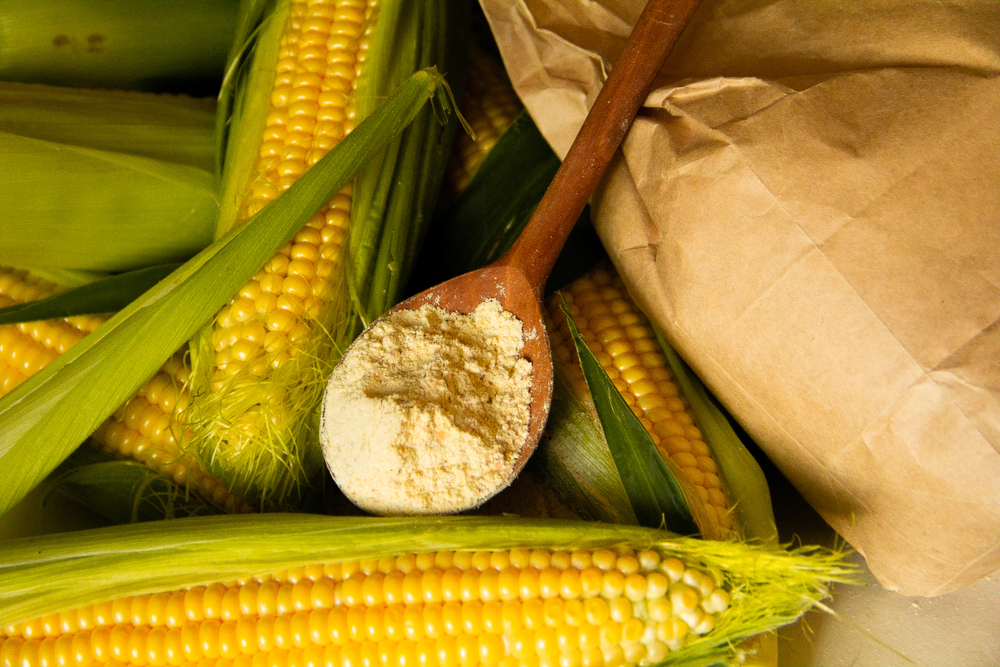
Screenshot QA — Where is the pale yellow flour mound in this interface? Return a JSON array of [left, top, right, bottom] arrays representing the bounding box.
[[321, 299, 532, 515]]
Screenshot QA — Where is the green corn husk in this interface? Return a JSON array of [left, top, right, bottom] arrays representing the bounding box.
[[5, 268, 108, 290], [0, 82, 217, 169], [0, 514, 857, 667], [210, 0, 294, 230], [0, 67, 452, 520], [0, 83, 219, 274], [0, 132, 218, 273], [183, 0, 466, 510], [339, 0, 467, 330], [536, 362, 640, 525], [0, 482, 108, 542], [0, 0, 238, 93], [46, 445, 225, 525], [657, 330, 778, 547], [0, 264, 178, 325]]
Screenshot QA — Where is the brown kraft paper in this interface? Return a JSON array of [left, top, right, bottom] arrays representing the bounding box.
[[480, 0, 1000, 596]]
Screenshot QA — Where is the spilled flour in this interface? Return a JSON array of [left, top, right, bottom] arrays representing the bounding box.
[[321, 299, 532, 514]]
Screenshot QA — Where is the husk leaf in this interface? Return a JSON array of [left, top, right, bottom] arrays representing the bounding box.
[[560, 299, 702, 538], [344, 0, 468, 326], [47, 446, 223, 524], [656, 330, 779, 547], [213, 0, 290, 236], [0, 264, 179, 325], [13, 268, 108, 289], [0, 0, 238, 93], [535, 363, 639, 525], [0, 82, 216, 170], [0, 133, 217, 273]]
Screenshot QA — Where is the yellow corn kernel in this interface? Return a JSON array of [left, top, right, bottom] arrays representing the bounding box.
[[0, 267, 102, 397], [1, 548, 730, 667], [545, 263, 734, 533]]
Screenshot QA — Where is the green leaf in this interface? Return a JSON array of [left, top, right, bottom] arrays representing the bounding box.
[[48, 446, 223, 524], [0, 0, 239, 93], [0, 68, 450, 520], [15, 269, 109, 289], [0, 82, 217, 170], [0, 133, 218, 273], [0, 264, 179, 325], [655, 330, 779, 547], [345, 0, 468, 327], [214, 0, 290, 223], [411, 111, 560, 288], [560, 299, 699, 535], [441, 111, 560, 270], [409, 109, 605, 296], [536, 364, 639, 525]]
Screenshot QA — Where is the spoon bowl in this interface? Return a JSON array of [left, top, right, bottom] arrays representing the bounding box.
[[378, 262, 554, 486], [323, 0, 705, 514]]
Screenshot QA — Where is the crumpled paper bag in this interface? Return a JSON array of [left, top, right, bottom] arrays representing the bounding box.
[[480, 0, 1000, 596]]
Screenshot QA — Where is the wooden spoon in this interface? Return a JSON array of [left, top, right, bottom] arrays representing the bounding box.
[[324, 0, 703, 513]]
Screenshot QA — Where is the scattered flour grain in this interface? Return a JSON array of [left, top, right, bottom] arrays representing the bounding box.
[[321, 299, 532, 514]]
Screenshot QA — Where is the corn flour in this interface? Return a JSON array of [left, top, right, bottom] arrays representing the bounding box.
[[321, 299, 532, 515]]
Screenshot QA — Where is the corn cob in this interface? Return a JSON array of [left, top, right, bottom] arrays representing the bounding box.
[[184, 0, 459, 509], [195, 0, 370, 391], [0, 515, 855, 667], [0, 266, 250, 515], [0, 547, 730, 667], [546, 264, 735, 535]]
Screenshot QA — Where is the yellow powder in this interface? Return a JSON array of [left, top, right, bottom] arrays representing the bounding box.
[[321, 299, 533, 515]]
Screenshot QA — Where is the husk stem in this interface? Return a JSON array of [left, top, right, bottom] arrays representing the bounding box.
[[0, 514, 857, 666]]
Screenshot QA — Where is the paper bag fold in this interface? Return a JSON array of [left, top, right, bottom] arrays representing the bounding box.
[[481, 0, 1000, 595]]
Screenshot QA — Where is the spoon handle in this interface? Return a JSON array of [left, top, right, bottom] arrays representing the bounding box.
[[497, 0, 703, 290]]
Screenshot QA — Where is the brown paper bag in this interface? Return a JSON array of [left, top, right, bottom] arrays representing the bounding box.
[[480, 0, 1000, 596]]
